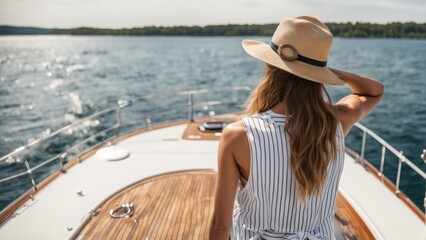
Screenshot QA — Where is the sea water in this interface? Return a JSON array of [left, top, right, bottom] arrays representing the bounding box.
[[0, 36, 425, 211]]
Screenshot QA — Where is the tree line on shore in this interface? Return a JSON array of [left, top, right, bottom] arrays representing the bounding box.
[[1, 22, 425, 38]]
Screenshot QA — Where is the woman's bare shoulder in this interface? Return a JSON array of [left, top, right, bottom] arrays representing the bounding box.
[[221, 120, 247, 143]]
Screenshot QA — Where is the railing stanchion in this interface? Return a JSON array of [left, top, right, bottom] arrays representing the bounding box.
[[115, 106, 122, 143], [188, 94, 194, 122], [395, 151, 403, 195], [58, 153, 67, 173], [379, 145, 386, 179], [24, 160, 37, 191], [360, 130, 367, 165]]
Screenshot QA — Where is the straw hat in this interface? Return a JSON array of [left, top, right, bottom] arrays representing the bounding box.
[[242, 16, 344, 85]]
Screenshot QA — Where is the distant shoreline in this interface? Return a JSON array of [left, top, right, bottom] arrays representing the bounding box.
[[1, 22, 426, 38]]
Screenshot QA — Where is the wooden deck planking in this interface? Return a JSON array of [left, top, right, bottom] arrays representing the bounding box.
[[75, 170, 374, 240], [75, 170, 216, 240], [132, 178, 163, 239]]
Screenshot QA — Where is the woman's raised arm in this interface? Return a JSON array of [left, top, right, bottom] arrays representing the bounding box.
[[330, 68, 384, 136]]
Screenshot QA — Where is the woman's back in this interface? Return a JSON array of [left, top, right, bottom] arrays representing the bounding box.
[[233, 110, 345, 239], [209, 16, 383, 240]]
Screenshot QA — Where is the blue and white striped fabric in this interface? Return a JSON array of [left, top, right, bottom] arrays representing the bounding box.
[[233, 110, 345, 240]]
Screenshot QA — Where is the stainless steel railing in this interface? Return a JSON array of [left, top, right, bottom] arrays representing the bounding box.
[[0, 86, 252, 190], [350, 122, 426, 218], [0, 106, 125, 164], [352, 122, 426, 194]]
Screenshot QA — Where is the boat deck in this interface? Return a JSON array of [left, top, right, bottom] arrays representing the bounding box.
[[75, 169, 373, 240], [0, 117, 424, 239]]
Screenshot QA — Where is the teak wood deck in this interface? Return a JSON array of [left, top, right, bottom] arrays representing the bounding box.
[[75, 170, 216, 240], [74, 169, 373, 240]]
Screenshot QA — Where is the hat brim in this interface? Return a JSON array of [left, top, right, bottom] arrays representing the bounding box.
[[242, 39, 344, 85]]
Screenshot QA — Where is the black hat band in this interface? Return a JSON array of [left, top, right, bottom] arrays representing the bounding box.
[[270, 41, 327, 67]]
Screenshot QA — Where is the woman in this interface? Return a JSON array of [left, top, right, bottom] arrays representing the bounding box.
[[209, 16, 384, 240]]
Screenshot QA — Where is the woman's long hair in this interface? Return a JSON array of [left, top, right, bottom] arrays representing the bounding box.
[[246, 64, 338, 201]]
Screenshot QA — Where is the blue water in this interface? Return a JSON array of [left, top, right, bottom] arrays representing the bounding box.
[[0, 36, 425, 212]]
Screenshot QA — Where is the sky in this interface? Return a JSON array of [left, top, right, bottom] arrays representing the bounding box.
[[0, 0, 425, 28]]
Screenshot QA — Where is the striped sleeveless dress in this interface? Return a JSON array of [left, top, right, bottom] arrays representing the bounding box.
[[233, 110, 345, 240]]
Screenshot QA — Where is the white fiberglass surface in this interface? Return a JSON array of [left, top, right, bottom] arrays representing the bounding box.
[[339, 155, 425, 240]]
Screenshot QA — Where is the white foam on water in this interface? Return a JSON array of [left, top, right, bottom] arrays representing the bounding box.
[[68, 92, 83, 115], [44, 79, 64, 91], [66, 64, 83, 74]]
